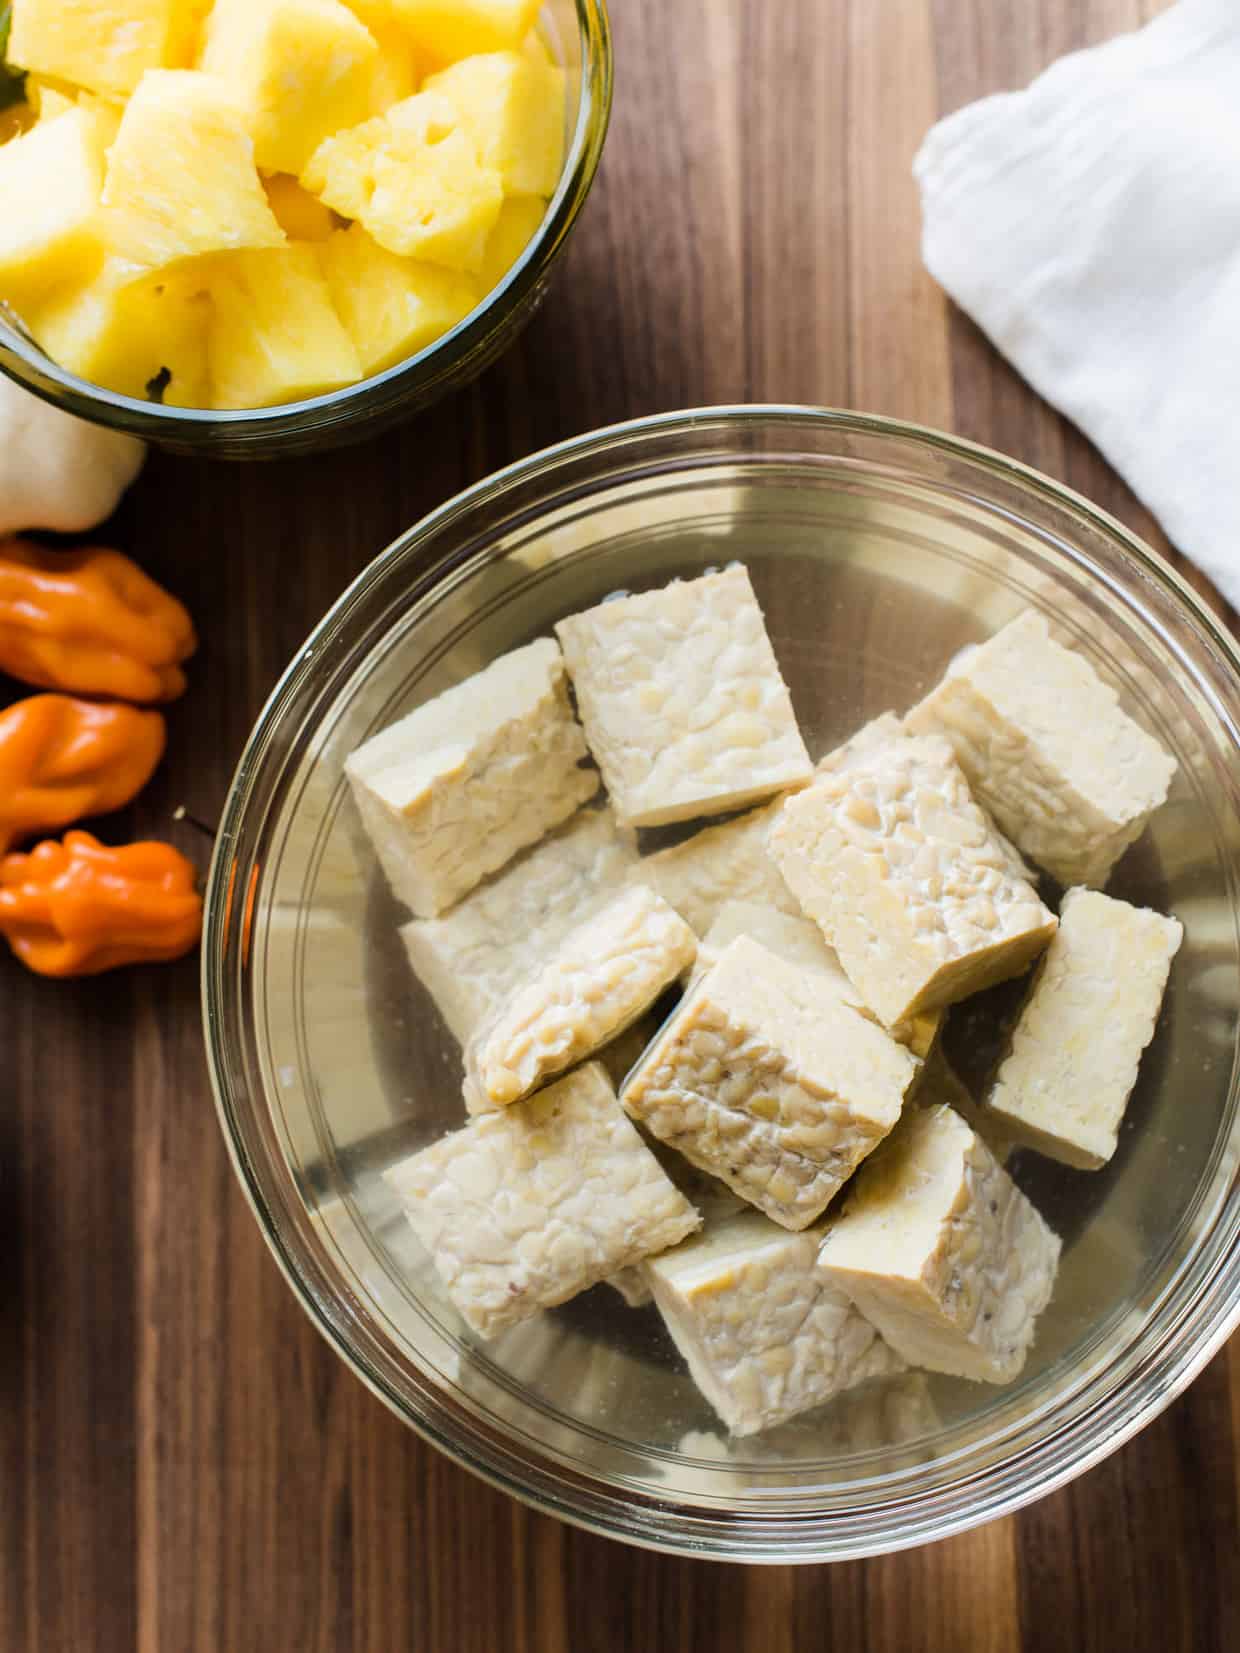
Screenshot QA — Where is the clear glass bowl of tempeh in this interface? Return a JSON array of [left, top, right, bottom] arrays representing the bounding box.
[[203, 407, 1240, 1561]]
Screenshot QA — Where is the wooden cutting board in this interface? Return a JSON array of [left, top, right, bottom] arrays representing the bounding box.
[[2, 2, 1235, 1648]]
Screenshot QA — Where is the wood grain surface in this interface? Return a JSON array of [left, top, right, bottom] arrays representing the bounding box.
[[2, 2, 1237, 1649]]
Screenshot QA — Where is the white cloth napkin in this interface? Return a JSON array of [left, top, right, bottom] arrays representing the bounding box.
[[914, 0, 1240, 609]]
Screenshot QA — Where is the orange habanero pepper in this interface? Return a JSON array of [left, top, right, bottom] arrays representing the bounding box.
[[0, 538, 196, 702], [0, 694, 166, 854], [0, 830, 202, 976]]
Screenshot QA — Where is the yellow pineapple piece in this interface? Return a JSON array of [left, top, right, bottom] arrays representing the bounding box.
[[207, 244, 363, 408], [200, 0, 380, 176], [301, 90, 502, 271], [26, 80, 123, 137], [329, 0, 390, 35], [425, 50, 563, 197], [0, 103, 111, 309], [7, 0, 194, 100], [170, 0, 213, 60], [35, 89, 75, 121], [27, 257, 210, 404], [318, 222, 477, 372], [365, 24, 420, 114], [77, 94, 123, 144], [520, 28, 552, 68], [477, 192, 543, 292], [27, 77, 78, 122], [101, 70, 285, 268], [264, 174, 337, 242], [387, 1, 539, 60]]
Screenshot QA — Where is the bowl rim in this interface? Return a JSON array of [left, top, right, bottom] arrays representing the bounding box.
[[202, 404, 1240, 1561], [0, 0, 613, 441]]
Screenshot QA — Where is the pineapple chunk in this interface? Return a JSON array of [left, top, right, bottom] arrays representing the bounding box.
[[7, 0, 192, 100], [28, 257, 210, 404], [365, 23, 420, 114], [477, 193, 543, 291], [386, 1, 539, 60], [172, 0, 216, 61], [101, 70, 285, 268], [301, 90, 502, 271], [330, 0, 389, 34], [27, 78, 78, 122], [207, 244, 362, 408], [521, 28, 552, 68], [35, 89, 76, 121], [425, 51, 564, 197], [0, 104, 110, 309], [318, 222, 477, 372], [77, 94, 123, 145], [264, 174, 337, 242], [200, 0, 380, 176], [70, 93, 123, 149]]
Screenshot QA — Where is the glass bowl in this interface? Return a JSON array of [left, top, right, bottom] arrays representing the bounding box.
[[202, 407, 1240, 1561], [0, 2, 611, 459]]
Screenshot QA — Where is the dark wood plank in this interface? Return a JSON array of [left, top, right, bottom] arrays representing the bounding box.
[[1012, 1347, 1240, 1653], [1, 976, 140, 1653], [0, 2, 1235, 1650]]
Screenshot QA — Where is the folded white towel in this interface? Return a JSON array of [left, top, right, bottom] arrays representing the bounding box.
[[914, 0, 1240, 609]]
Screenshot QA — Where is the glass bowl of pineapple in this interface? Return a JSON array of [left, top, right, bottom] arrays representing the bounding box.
[[0, 0, 611, 456]]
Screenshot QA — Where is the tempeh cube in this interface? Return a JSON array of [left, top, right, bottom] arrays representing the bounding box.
[[694, 899, 853, 989], [639, 800, 799, 936], [652, 1137, 749, 1223], [983, 887, 1183, 1168], [621, 936, 920, 1231], [606, 1266, 652, 1308], [465, 883, 697, 1108], [401, 805, 638, 1042], [555, 566, 812, 827], [817, 1103, 1061, 1383], [917, 1042, 1014, 1166], [644, 1209, 905, 1436], [678, 1370, 940, 1460], [818, 714, 1037, 886], [814, 711, 907, 774], [384, 1063, 700, 1339], [346, 637, 597, 918], [606, 1136, 747, 1309], [597, 1013, 664, 1094], [905, 610, 1176, 887], [695, 898, 942, 1059], [768, 734, 1057, 1028]]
